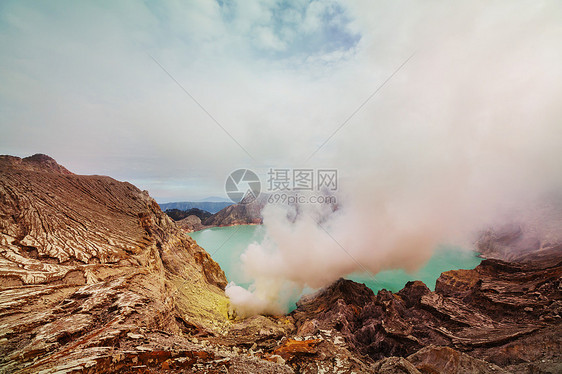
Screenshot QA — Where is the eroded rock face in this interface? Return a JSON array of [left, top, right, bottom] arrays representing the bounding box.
[[0, 154, 73, 175], [165, 208, 212, 222], [202, 198, 265, 227], [406, 345, 508, 374], [0, 155, 234, 372], [176, 215, 205, 233], [289, 251, 562, 373]]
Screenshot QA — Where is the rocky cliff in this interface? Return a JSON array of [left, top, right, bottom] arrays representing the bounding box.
[[287, 250, 561, 373], [0, 155, 283, 373], [201, 197, 265, 227], [165, 208, 212, 222], [176, 214, 207, 233], [169, 199, 265, 233]]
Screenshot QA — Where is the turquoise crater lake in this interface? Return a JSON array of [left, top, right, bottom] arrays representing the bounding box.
[[190, 225, 481, 306]]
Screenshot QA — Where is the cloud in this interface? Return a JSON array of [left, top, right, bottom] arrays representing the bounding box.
[[219, 0, 562, 315], [0, 0, 361, 201]]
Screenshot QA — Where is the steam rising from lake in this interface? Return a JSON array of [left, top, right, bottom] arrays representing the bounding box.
[[226, 0, 562, 316]]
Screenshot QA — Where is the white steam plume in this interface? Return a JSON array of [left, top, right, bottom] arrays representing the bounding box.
[[227, 0, 562, 316]]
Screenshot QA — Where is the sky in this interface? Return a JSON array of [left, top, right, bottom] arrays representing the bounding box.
[[1, 0, 561, 205], [1, 0, 363, 201]]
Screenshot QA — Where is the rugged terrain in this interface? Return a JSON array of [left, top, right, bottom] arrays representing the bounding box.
[[165, 208, 212, 233], [175, 214, 208, 233], [288, 253, 561, 373], [201, 197, 265, 228], [166, 198, 265, 232], [1, 154, 560, 373], [0, 155, 283, 373], [165, 208, 212, 223]]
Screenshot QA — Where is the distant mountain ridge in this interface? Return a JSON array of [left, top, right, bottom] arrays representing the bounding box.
[[165, 208, 212, 221], [159, 201, 233, 214], [198, 196, 232, 203]]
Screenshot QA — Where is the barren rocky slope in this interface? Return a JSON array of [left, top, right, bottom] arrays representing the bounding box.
[[202, 197, 265, 228], [171, 200, 265, 233], [1, 154, 560, 373], [165, 208, 212, 223], [0, 155, 285, 373], [176, 214, 207, 233], [289, 253, 561, 373]]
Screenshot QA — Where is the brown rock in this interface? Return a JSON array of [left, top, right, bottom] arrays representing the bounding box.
[[273, 338, 323, 361], [373, 356, 421, 374], [407, 345, 508, 373], [202, 198, 265, 227], [0, 154, 229, 373], [290, 252, 562, 370]]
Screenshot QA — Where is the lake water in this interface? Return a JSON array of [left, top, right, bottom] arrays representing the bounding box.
[[190, 225, 481, 304]]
